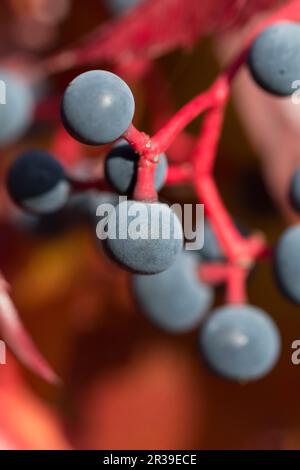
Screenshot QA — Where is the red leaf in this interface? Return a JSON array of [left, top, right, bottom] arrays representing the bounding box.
[[0, 276, 59, 384]]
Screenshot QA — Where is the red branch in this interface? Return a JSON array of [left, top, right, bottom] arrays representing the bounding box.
[[28, 0, 300, 311], [34, 0, 288, 78], [166, 164, 192, 185], [123, 124, 158, 201], [199, 263, 248, 305], [199, 263, 230, 285], [225, 265, 249, 305], [115, 0, 300, 303], [3, 0, 299, 385], [142, 63, 195, 163]]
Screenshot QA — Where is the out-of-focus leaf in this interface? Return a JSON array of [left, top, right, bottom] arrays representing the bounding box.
[[0, 276, 59, 384]]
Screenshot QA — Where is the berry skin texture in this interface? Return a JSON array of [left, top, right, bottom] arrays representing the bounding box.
[[200, 305, 281, 382], [247, 22, 300, 96], [289, 167, 300, 213], [104, 200, 183, 274], [0, 69, 34, 145], [104, 141, 168, 195], [133, 251, 214, 333], [273, 224, 300, 305], [104, 0, 142, 16], [61, 70, 135, 145], [6, 149, 70, 214]]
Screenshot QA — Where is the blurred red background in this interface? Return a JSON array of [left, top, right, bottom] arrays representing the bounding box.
[[0, 0, 300, 450]]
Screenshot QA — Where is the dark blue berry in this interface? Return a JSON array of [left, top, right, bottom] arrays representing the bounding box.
[[104, 141, 167, 195], [6, 149, 70, 214]]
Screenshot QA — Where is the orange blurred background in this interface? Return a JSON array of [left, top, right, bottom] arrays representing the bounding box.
[[0, 0, 300, 450]]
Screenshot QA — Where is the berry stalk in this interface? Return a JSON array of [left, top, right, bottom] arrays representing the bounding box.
[[124, 124, 159, 201]]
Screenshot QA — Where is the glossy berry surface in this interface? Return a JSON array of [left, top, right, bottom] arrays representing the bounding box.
[[6, 149, 70, 214], [104, 141, 167, 195], [289, 166, 300, 213], [248, 22, 300, 96], [200, 305, 281, 381], [133, 251, 214, 333], [61, 70, 135, 145], [104, 200, 183, 274], [273, 224, 300, 305], [0, 69, 34, 145]]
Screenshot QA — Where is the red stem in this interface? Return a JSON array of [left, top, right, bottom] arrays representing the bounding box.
[[123, 124, 153, 155], [152, 77, 228, 155], [225, 265, 248, 305], [199, 263, 229, 285], [166, 164, 192, 185], [132, 156, 158, 202], [143, 63, 195, 163], [45, 0, 292, 305], [124, 124, 159, 201], [122, 0, 300, 160], [198, 177, 248, 261], [199, 263, 248, 304], [191, 104, 250, 262]]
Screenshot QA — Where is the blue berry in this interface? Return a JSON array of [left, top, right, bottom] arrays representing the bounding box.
[[70, 190, 118, 218], [273, 224, 300, 305], [104, 200, 183, 274], [15, 191, 118, 236], [248, 22, 300, 96], [61, 70, 135, 145], [104, 141, 167, 195], [6, 149, 70, 214], [0, 69, 34, 145], [104, 0, 143, 15], [133, 251, 214, 333], [200, 305, 281, 381], [289, 167, 300, 212]]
